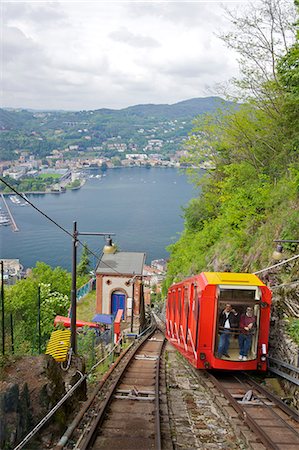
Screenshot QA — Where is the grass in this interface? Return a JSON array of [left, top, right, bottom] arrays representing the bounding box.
[[77, 290, 97, 322], [287, 318, 299, 345], [38, 173, 61, 179]]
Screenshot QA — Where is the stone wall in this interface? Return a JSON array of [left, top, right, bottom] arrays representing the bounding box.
[[0, 354, 86, 449], [269, 282, 299, 409]]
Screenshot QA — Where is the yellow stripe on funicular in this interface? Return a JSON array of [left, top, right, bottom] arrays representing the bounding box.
[[203, 272, 265, 286], [45, 330, 71, 362]]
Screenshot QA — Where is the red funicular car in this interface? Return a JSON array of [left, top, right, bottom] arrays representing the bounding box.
[[166, 272, 272, 371]]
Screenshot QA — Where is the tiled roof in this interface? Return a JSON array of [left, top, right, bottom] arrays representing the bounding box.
[[96, 252, 146, 276]]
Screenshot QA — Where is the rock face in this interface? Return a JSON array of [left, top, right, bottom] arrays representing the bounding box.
[[269, 282, 299, 409], [0, 354, 86, 449]]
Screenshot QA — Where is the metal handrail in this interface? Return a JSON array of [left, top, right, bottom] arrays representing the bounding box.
[[268, 356, 299, 386]]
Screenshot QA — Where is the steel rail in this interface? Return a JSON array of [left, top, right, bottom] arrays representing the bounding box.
[[54, 320, 155, 448], [246, 374, 299, 421], [154, 336, 166, 450], [207, 372, 281, 450], [236, 374, 299, 442], [79, 326, 160, 450], [54, 340, 136, 449]]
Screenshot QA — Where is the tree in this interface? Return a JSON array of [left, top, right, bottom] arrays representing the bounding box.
[[165, 0, 299, 287], [77, 244, 91, 277], [5, 279, 69, 352], [220, 0, 297, 110]]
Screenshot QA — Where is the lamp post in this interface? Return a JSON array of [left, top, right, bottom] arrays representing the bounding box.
[[70, 221, 115, 354], [272, 239, 299, 261], [130, 280, 135, 333]]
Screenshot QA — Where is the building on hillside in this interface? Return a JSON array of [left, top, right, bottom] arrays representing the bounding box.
[[151, 258, 167, 272], [95, 251, 146, 321], [0, 259, 22, 285], [142, 264, 166, 306]]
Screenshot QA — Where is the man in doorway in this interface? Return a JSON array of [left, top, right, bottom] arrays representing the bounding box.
[[217, 304, 238, 358], [238, 306, 256, 360]]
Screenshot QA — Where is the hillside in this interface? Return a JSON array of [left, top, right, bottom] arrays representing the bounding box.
[[0, 97, 232, 130], [0, 96, 235, 161]]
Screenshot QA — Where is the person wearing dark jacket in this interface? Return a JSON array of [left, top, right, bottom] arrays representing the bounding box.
[[238, 307, 256, 360], [217, 304, 238, 358]]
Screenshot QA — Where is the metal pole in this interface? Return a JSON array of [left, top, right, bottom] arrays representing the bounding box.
[[37, 285, 41, 354], [71, 221, 78, 353], [139, 281, 145, 333], [1, 261, 4, 355], [10, 313, 14, 354], [130, 281, 135, 333]]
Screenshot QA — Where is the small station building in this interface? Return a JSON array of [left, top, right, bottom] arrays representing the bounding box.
[[95, 242, 146, 321]]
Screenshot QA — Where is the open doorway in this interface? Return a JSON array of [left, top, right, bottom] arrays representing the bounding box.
[[215, 287, 260, 361]]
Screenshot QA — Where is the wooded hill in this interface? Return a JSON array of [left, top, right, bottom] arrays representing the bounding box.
[[165, 0, 299, 292], [0, 97, 234, 161]]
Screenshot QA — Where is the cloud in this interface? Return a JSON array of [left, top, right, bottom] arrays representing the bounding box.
[[1, 1, 242, 110], [2, 26, 43, 63], [109, 27, 160, 48], [3, 2, 66, 26], [126, 2, 227, 27]]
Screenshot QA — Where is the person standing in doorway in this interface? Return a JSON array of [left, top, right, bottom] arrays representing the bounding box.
[[217, 304, 238, 358], [238, 307, 256, 360]]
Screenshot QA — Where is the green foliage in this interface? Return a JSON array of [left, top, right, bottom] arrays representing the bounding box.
[[4, 262, 88, 354], [77, 290, 97, 322], [38, 283, 69, 339], [0, 174, 64, 193], [0, 97, 233, 162], [287, 319, 299, 345], [166, 0, 299, 289], [77, 244, 91, 277], [66, 179, 81, 189], [77, 327, 97, 371]]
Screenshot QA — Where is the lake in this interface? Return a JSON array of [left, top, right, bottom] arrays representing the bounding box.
[[0, 167, 201, 271]]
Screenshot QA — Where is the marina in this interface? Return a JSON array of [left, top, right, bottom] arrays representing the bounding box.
[[1, 193, 19, 231]]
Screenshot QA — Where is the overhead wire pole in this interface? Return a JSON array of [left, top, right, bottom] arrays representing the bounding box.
[[0, 178, 125, 354], [1, 260, 4, 355], [71, 221, 78, 353], [70, 223, 115, 354]]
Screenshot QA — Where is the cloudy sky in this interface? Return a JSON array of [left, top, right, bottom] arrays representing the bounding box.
[[2, 0, 253, 111]]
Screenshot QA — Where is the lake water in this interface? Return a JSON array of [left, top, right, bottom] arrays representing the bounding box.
[[0, 167, 200, 271]]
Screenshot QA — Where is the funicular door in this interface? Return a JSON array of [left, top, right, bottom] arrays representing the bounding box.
[[183, 285, 189, 346], [215, 286, 261, 361], [175, 288, 182, 342], [190, 284, 200, 353]]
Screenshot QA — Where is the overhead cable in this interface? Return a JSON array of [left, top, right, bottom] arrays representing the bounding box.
[[0, 177, 122, 275]]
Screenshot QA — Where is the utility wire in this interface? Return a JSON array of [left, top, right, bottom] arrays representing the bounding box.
[[254, 253, 299, 275], [0, 177, 123, 275], [0, 177, 73, 238]]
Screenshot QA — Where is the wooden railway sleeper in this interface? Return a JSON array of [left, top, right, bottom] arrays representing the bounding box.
[[135, 354, 159, 360]]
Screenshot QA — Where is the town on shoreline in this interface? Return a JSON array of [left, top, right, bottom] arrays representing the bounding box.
[[0, 149, 211, 194]]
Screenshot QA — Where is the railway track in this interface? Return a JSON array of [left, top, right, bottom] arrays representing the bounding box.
[[206, 372, 299, 449], [56, 328, 166, 450]]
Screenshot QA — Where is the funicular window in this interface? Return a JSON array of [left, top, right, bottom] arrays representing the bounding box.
[[175, 289, 182, 334], [172, 290, 176, 319], [178, 289, 182, 317], [215, 287, 261, 361]]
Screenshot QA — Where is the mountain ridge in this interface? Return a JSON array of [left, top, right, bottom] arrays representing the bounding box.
[[1, 96, 235, 127]]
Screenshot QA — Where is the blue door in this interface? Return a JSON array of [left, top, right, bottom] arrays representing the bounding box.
[[111, 293, 125, 319]]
